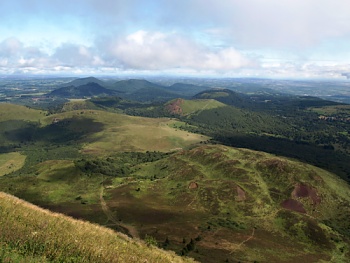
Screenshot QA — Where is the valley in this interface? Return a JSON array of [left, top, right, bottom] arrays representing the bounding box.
[[1, 76, 350, 262]]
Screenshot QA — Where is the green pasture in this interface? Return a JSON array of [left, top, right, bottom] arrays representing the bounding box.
[[309, 105, 350, 115], [0, 152, 26, 176], [0, 103, 44, 122], [42, 110, 208, 155]]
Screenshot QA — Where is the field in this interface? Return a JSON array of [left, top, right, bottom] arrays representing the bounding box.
[[0, 103, 45, 122], [165, 98, 225, 116], [40, 110, 208, 155], [309, 105, 350, 115], [0, 152, 26, 176], [179, 99, 226, 116]]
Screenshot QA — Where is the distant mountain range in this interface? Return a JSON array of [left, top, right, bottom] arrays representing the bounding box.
[[49, 77, 345, 112], [49, 77, 209, 101]]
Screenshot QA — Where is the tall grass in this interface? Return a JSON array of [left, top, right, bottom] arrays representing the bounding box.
[[0, 192, 195, 263]]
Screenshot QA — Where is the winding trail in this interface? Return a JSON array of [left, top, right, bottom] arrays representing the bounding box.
[[185, 100, 214, 117], [229, 228, 255, 254], [99, 186, 139, 239]]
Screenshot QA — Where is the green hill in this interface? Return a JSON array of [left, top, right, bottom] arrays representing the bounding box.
[[49, 83, 118, 98], [0, 102, 207, 167], [193, 88, 249, 108], [95, 145, 350, 262], [0, 192, 195, 263], [0, 152, 26, 176], [60, 100, 100, 112], [2, 145, 349, 262], [59, 77, 108, 88], [0, 103, 44, 122], [0, 103, 45, 150], [40, 110, 207, 154], [111, 79, 164, 93], [165, 98, 226, 116]]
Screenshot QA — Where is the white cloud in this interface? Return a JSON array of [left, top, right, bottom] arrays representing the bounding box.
[[2, 1, 350, 51], [102, 31, 254, 71], [52, 43, 104, 67], [1, 0, 350, 79], [0, 37, 23, 56], [256, 60, 350, 79], [158, 0, 350, 49], [0, 38, 53, 70], [0, 58, 8, 66], [1, 33, 349, 79]]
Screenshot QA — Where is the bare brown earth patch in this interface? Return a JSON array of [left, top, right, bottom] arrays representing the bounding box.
[[281, 199, 306, 213], [165, 98, 184, 115], [292, 183, 321, 205], [188, 182, 198, 189], [236, 186, 246, 201]]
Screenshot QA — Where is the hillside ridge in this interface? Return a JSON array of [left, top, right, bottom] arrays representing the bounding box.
[[0, 191, 195, 263]]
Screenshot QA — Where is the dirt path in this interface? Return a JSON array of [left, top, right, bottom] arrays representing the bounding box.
[[99, 186, 140, 239], [185, 100, 213, 117], [229, 228, 255, 254]]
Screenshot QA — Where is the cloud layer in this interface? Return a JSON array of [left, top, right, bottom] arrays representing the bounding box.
[[0, 33, 255, 75], [1, 0, 350, 78]]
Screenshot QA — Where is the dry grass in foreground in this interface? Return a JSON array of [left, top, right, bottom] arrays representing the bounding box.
[[0, 192, 196, 263]]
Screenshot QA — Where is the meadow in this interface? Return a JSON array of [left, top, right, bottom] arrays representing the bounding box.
[[0, 152, 25, 176], [41, 109, 208, 154], [0, 103, 44, 122]]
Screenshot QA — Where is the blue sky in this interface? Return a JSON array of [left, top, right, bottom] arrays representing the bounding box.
[[1, 0, 350, 79]]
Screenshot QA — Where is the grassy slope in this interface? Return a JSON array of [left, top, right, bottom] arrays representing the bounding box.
[[195, 91, 230, 99], [0, 103, 45, 151], [101, 145, 350, 262], [0, 103, 44, 122], [0, 152, 26, 176], [2, 103, 350, 262], [0, 192, 195, 263], [61, 100, 99, 112], [180, 99, 226, 116], [1, 146, 350, 262], [165, 98, 225, 117], [42, 110, 208, 154], [6, 144, 348, 262], [309, 104, 350, 115]]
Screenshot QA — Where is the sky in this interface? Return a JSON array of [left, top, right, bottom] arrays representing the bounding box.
[[1, 0, 350, 79]]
